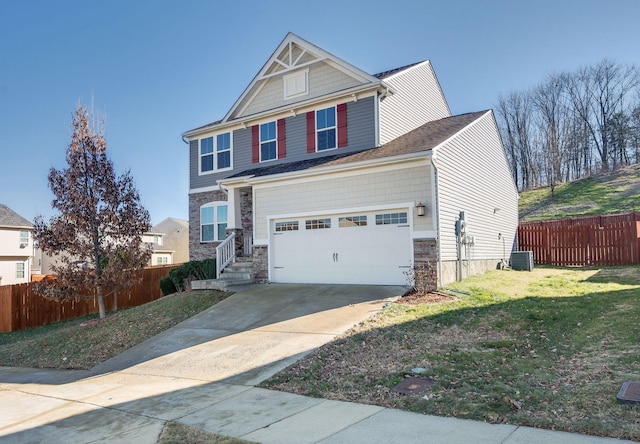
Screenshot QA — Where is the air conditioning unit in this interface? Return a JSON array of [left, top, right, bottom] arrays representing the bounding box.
[[511, 251, 534, 271]]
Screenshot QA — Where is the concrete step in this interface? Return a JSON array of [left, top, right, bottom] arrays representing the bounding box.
[[191, 259, 255, 291]]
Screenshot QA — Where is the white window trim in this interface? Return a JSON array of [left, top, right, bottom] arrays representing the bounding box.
[[200, 201, 228, 243], [283, 68, 309, 100], [16, 262, 25, 279], [316, 106, 337, 152], [198, 132, 233, 175], [260, 121, 278, 163]]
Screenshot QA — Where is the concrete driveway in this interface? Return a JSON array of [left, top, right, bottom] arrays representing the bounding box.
[[0, 283, 404, 443], [1, 284, 632, 444]]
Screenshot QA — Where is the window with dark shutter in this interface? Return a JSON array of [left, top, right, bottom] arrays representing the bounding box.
[[277, 119, 286, 158], [337, 103, 347, 147], [306, 111, 315, 153], [251, 125, 259, 163]]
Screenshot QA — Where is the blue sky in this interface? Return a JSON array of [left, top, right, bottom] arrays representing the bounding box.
[[1, 0, 638, 226]]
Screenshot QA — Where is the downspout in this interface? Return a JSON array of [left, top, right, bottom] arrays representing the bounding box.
[[430, 154, 444, 289]]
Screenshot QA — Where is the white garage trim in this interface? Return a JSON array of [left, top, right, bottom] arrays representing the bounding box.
[[266, 201, 417, 222], [267, 204, 415, 285]]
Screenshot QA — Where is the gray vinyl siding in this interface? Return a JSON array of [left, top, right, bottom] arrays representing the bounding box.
[[379, 61, 451, 145], [190, 97, 376, 190], [435, 111, 519, 262], [236, 63, 364, 119]]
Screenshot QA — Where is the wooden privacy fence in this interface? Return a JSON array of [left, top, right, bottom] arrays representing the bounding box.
[[0, 265, 176, 333], [518, 212, 640, 266]]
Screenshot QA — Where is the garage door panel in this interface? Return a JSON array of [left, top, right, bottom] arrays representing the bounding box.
[[271, 210, 411, 285]]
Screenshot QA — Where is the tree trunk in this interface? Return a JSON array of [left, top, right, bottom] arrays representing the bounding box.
[[97, 285, 106, 319]]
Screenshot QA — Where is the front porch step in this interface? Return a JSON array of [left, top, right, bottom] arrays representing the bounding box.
[[191, 259, 254, 291]]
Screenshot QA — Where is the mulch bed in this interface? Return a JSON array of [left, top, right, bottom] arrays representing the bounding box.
[[396, 291, 457, 305]]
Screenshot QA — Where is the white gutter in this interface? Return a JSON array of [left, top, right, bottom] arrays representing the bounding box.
[[430, 153, 444, 289]]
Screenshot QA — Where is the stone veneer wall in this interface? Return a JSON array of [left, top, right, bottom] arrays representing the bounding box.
[[253, 245, 269, 283], [413, 238, 438, 291], [189, 190, 227, 261]]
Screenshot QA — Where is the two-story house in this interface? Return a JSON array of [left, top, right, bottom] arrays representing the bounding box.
[[142, 231, 174, 266], [0, 204, 34, 286], [152, 218, 189, 264], [182, 33, 518, 288]]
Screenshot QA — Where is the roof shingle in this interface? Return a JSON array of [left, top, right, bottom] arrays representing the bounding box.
[[0, 204, 33, 228], [227, 111, 488, 180]]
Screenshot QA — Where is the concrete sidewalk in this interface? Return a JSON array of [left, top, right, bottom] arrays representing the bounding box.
[[0, 284, 635, 444]]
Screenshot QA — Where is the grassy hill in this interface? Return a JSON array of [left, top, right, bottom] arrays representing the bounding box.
[[519, 163, 640, 221]]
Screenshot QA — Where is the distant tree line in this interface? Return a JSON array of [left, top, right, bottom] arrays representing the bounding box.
[[495, 59, 640, 194]]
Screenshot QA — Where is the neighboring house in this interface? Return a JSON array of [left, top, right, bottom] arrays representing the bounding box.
[[182, 33, 518, 288], [151, 218, 189, 264], [142, 232, 174, 266], [0, 204, 34, 286]]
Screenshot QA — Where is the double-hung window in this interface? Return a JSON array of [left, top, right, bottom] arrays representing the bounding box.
[[200, 132, 232, 173], [200, 202, 228, 242], [316, 106, 337, 151], [217, 132, 231, 169], [200, 137, 214, 173], [260, 121, 277, 161], [16, 262, 25, 279], [19, 230, 28, 246]]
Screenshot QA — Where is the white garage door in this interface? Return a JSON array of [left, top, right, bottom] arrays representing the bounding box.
[[271, 210, 411, 285]]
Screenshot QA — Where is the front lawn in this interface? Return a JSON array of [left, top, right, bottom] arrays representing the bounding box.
[[261, 266, 640, 440], [0, 290, 229, 370]]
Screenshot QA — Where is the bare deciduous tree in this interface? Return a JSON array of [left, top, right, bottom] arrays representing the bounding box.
[[34, 105, 151, 319], [495, 59, 640, 191], [564, 59, 640, 172]]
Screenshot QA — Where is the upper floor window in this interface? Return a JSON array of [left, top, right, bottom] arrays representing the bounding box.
[[200, 132, 232, 174], [316, 106, 337, 151], [19, 230, 28, 246], [217, 133, 231, 169], [200, 202, 228, 242], [260, 121, 277, 162], [153, 235, 160, 245]]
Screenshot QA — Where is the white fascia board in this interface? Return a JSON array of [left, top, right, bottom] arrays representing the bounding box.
[[188, 185, 221, 195], [430, 111, 490, 167], [247, 151, 433, 188]]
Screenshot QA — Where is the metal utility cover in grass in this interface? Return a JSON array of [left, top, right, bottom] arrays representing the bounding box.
[[391, 377, 435, 395], [617, 381, 640, 404]]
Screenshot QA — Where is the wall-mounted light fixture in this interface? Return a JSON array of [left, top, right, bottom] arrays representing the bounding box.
[[416, 202, 426, 217]]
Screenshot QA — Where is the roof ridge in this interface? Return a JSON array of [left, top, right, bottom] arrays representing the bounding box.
[[373, 61, 426, 79]]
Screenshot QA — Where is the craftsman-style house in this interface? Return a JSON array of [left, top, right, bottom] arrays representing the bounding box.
[[182, 33, 518, 288]]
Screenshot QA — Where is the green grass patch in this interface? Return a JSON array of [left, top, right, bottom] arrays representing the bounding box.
[[519, 164, 640, 221], [0, 290, 229, 370], [261, 266, 640, 440], [158, 422, 256, 444]]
